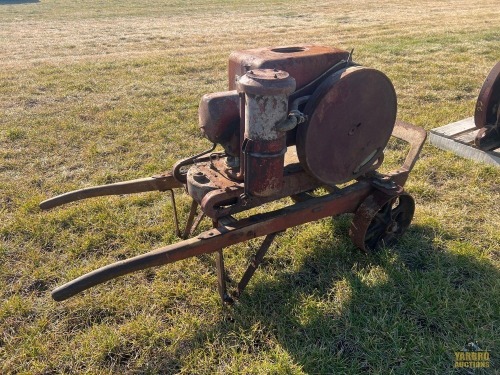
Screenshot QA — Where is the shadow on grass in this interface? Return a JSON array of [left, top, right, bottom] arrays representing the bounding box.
[[187, 221, 498, 374]]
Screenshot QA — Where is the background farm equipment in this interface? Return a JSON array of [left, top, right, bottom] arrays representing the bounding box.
[[474, 61, 500, 151], [40, 45, 427, 303]]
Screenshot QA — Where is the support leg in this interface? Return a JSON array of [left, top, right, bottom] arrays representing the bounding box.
[[215, 249, 233, 303], [213, 220, 233, 303], [188, 211, 205, 238], [236, 232, 279, 297], [182, 200, 199, 239], [167, 189, 181, 238]]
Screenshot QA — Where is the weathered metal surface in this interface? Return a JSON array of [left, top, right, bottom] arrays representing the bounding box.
[[349, 190, 415, 252], [389, 120, 428, 186], [200, 166, 320, 219], [474, 126, 500, 151], [242, 137, 288, 197], [40, 45, 428, 304], [236, 232, 278, 296], [186, 157, 242, 204], [297, 66, 397, 185], [203, 46, 354, 158], [182, 200, 200, 239], [474, 61, 500, 129], [168, 189, 181, 238], [49, 118, 425, 302], [474, 62, 500, 150], [229, 45, 349, 91], [185, 150, 319, 219], [199, 90, 241, 156], [238, 69, 295, 197], [172, 144, 217, 184], [51, 178, 374, 301], [39, 173, 183, 210], [238, 69, 296, 98]]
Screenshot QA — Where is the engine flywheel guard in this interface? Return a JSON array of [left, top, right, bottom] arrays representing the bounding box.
[[296, 66, 397, 185]]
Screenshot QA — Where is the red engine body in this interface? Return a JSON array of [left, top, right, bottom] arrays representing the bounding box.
[[228, 45, 349, 91], [199, 45, 350, 156], [198, 44, 396, 195]]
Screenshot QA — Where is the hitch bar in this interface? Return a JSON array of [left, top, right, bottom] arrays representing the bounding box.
[[52, 180, 371, 301], [40, 173, 182, 210]]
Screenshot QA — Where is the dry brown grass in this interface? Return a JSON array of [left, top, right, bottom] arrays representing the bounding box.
[[1, 0, 498, 65]]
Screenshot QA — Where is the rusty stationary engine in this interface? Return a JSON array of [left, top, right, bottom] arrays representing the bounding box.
[[41, 45, 427, 303], [185, 45, 398, 217]]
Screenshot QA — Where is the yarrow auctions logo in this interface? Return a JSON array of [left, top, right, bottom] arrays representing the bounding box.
[[454, 341, 490, 368]]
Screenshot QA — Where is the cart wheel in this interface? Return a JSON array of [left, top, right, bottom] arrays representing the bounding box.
[[349, 191, 415, 251]]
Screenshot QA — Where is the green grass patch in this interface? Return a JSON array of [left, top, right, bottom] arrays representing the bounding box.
[[1, 0, 499, 374]]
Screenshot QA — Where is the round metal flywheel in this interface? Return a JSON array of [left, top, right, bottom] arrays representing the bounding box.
[[296, 66, 397, 185], [474, 61, 500, 129]]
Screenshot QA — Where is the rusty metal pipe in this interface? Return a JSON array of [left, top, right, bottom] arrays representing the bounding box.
[[290, 95, 310, 111], [51, 179, 373, 301], [389, 120, 427, 186], [39, 173, 183, 210], [52, 236, 214, 301]]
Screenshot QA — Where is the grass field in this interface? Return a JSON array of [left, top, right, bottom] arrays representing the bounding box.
[[1, 0, 499, 374]]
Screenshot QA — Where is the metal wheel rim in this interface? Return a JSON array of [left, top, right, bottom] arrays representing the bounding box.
[[350, 191, 415, 252]]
